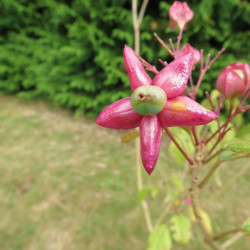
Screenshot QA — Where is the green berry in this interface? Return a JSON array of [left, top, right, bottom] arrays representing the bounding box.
[[130, 86, 167, 115]]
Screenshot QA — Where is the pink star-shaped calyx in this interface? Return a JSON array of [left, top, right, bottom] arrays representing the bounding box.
[[96, 45, 217, 174]]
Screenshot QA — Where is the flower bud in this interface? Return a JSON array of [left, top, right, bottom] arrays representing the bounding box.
[[130, 86, 167, 115], [216, 62, 250, 99], [175, 44, 200, 69], [169, 1, 194, 30]]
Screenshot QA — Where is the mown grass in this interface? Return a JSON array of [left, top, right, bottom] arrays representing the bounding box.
[[0, 96, 249, 250]]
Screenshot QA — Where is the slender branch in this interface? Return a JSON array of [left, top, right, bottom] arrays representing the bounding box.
[[138, 55, 159, 74], [204, 126, 233, 161], [205, 164, 250, 205], [176, 28, 183, 51], [155, 203, 173, 227], [189, 76, 194, 91], [132, 0, 153, 233], [203, 148, 225, 164], [154, 33, 174, 57], [193, 69, 206, 99], [192, 126, 199, 145], [192, 48, 225, 99], [138, 0, 149, 26], [200, 49, 204, 71], [198, 160, 222, 189], [205, 91, 215, 110], [244, 104, 250, 111], [213, 228, 241, 241], [222, 154, 250, 162], [164, 127, 194, 165], [190, 161, 220, 250], [136, 130, 153, 233], [240, 89, 250, 106], [205, 53, 211, 69], [205, 91, 221, 133], [220, 232, 244, 249], [169, 38, 175, 53], [158, 58, 168, 67], [135, 138, 143, 190], [132, 0, 140, 54], [207, 48, 226, 70]]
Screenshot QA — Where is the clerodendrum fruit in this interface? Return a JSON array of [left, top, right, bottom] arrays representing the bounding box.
[[130, 86, 167, 115]]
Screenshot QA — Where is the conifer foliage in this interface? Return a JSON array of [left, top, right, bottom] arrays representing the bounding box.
[[0, 0, 249, 116]]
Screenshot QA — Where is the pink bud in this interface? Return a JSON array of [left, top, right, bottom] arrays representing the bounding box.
[[169, 1, 194, 30], [216, 62, 250, 99], [175, 44, 201, 69], [186, 198, 192, 204]]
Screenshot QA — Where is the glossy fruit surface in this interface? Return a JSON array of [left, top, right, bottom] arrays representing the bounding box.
[[130, 86, 167, 115]]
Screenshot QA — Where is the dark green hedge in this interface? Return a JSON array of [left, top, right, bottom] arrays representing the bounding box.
[[0, 0, 249, 117]]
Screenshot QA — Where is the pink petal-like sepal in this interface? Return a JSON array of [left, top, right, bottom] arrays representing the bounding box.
[[96, 97, 142, 129], [169, 1, 194, 30], [216, 62, 250, 99], [175, 43, 201, 69], [140, 116, 162, 175], [152, 53, 193, 99], [123, 45, 152, 91], [158, 96, 217, 127]]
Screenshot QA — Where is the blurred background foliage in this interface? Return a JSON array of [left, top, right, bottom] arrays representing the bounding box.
[[0, 0, 249, 118]]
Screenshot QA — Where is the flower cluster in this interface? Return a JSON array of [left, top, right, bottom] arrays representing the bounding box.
[[96, 46, 217, 174]]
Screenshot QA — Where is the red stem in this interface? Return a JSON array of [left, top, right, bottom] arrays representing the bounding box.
[[164, 127, 194, 165], [154, 33, 174, 57], [192, 127, 199, 145]]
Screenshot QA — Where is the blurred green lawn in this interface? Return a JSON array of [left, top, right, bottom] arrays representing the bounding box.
[[0, 96, 249, 250]]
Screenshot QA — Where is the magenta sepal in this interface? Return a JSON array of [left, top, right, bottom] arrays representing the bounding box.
[[216, 62, 250, 99], [140, 115, 162, 175], [123, 45, 152, 91], [158, 96, 217, 127], [152, 53, 193, 99], [169, 1, 194, 30], [96, 97, 143, 129]]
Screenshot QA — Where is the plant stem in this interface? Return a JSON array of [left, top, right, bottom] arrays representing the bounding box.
[[138, 55, 159, 74], [164, 127, 194, 165], [154, 33, 174, 57], [192, 49, 225, 99], [132, 0, 153, 234], [192, 126, 199, 145], [213, 228, 241, 241], [198, 160, 222, 189], [190, 161, 221, 250], [203, 148, 225, 164], [137, 0, 149, 26], [176, 28, 183, 51], [220, 232, 244, 249], [205, 163, 250, 205]]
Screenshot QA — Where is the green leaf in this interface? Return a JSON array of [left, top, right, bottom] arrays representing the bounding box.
[[169, 141, 185, 164], [121, 130, 139, 143], [189, 208, 212, 235], [170, 177, 184, 191], [170, 215, 191, 244], [168, 128, 194, 164], [150, 186, 159, 198], [224, 139, 250, 154], [148, 225, 172, 250], [242, 218, 250, 234], [219, 151, 239, 160], [137, 187, 149, 205], [236, 124, 250, 138], [200, 210, 213, 235]]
